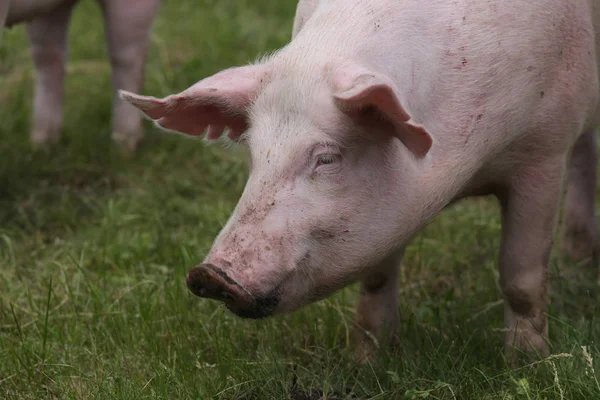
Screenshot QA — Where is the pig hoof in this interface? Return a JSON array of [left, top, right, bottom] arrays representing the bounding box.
[[352, 332, 400, 365], [562, 240, 599, 265], [504, 329, 549, 368], [351, 329, 381, 365], [112, 131, 143, 154], [30, 129, 60, 148], [561, 223, 599, 265], [353, 345, 377, 365]]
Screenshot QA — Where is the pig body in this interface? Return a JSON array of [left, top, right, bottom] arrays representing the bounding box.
[[123, 0, 600, 362], [0, 0, 162, 150]]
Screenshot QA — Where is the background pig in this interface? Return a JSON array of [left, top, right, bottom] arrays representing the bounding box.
[[122, 0, 600, 364], [0, 0, 162, 150]]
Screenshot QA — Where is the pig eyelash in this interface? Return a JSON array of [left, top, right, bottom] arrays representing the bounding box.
[[314, 153, 343, 174], [308, 142, 343, 172], [316, 154, 339, 166]]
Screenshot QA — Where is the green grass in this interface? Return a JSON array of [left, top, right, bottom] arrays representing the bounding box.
[[0, 1, 599, 398]]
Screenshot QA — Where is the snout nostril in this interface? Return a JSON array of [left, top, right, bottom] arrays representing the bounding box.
[[186, 263, 254, 309], [221, 291, 234, 300], [186, 263, 280, 319]]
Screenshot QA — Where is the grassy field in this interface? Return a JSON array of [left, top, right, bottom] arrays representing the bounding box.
[[0, 1, 599, 398]]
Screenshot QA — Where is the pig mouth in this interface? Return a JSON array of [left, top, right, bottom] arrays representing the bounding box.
[[186, 263, 280, 319]]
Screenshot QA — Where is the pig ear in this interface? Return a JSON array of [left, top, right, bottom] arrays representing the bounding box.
[[332, 68, 432, 158], [119, 65, 268, 141]]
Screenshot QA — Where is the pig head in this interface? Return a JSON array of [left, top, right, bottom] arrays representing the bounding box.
[[121, 59, 433, 319]]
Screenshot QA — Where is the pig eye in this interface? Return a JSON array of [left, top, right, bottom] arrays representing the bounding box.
[[316, 154, 339, 167]]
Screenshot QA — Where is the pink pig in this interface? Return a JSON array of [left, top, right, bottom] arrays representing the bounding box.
[[122, 0, 600, 363], [1, 0, 162, 150]]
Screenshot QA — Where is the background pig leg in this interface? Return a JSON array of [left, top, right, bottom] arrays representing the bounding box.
[[99, 0, 162, 152], [498, 155, 567, 364], [561, 128, 599, 265], [26, 1, 77, 146], [353, 249, 404, 361]]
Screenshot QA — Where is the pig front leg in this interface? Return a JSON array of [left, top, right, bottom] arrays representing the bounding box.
[[26, 1, 77, 147], [353, 249, 403, 362], [99, 0, 162, 152], [498, 155, 568, 364], [561, 128, 599, 265]]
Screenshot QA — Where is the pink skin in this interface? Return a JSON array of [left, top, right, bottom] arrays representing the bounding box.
[[1, 0, 162, 151], [123, 0, 600, 364]]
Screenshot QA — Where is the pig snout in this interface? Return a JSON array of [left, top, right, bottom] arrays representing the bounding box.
[[186, 263, 279, 319]]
